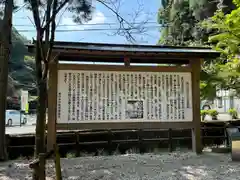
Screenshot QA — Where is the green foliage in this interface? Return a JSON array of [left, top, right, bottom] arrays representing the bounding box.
[[7, 27, 34, 96], [200, 109, 208, 120], [201, 0, 240, 95], [208, 109, 219, 119], [158, 0, 198, 46], [201, 109, 219, 120], [200, 109, 208, 116], [157, 0, 222, 46], [23, 0, 93, 24], [158, 0, 236, 100], [161, 0, 170, 8], [228, 108, 238, 119], [189, 0, 206, 9], [202, 8, 240, 59], [200, 82, 216, 100]]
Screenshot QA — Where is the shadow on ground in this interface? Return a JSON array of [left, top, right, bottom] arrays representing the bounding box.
[[0, 152, 239, 180]]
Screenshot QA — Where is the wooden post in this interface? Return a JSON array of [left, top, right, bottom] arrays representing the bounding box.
[[54, 145, 62, 180], [168, 128, 173, 152], [47, 60, 58, 152], [138, 129, 143, 153], [190, 59, 202, 154], [39, 153, 46, 180], [75, 132, 80, 157]]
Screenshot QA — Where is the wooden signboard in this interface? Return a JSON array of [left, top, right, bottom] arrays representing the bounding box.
[[26, 41, 219, 154], [47, 62, 201, 154]]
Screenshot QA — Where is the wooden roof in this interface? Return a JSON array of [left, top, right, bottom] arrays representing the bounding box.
[[26, 41, 220, 64]]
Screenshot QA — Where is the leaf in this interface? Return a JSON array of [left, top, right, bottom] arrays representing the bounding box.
[[208, 33, 229, 43]]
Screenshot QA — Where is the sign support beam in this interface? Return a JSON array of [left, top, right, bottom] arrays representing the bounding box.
[[190, 58, 202, 154], [47, 60, 58, 152]]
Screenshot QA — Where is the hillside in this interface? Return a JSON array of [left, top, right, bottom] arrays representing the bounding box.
[[8, 27, 34, 97]]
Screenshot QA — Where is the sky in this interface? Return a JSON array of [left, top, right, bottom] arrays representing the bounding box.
[[13, 0, 161, 45]]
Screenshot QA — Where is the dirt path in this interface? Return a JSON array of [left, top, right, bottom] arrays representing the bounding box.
[[0, 152, 239, 180]]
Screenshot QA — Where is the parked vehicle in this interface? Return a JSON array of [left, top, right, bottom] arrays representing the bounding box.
[[5, 110, 27, 126]]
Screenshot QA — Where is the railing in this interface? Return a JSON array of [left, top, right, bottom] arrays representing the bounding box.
[[6, 125, 236, 158]]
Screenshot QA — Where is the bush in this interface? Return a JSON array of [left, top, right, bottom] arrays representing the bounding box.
[[208, 109, 219, 120], [228, 108, 238, 119], [200, 110, 209, 120]]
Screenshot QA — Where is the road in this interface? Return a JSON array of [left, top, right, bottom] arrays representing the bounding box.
[[5, 113, 236, 135], [6, 125, 35, 135], [6, 115, 36, 135]]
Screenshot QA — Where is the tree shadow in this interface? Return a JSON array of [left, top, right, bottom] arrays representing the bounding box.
[[0, 152, 239, 180]]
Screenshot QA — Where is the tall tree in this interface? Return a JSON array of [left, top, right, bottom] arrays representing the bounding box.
[[27, 0, 146, 155], [202, 0, 240, 96], [158, 0, 197, 45], [24, 0, 92, 178], [0, 0, 13, 161], [157, 0, 235, 100]]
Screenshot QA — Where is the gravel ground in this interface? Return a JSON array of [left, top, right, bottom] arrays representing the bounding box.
[[0, 151, 240, 180]]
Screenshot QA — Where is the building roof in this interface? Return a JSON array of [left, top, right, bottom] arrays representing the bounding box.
[[26, 41, 220, 64]]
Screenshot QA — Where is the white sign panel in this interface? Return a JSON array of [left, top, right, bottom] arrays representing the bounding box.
[[57, 70, 193, 123], [21, 90, 28, 111]]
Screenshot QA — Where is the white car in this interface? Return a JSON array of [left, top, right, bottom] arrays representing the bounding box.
[[5, 110, 27, 126]]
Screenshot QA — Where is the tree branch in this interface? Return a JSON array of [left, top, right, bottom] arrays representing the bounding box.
[[44, 0, 54, 60], [29, 0, 47, 66], [97, 0, 133, 28], [29, 0, 42, 29], [97, 0, 147, 43], [42, 0, 69, 31], [43, 0, 58, 80]]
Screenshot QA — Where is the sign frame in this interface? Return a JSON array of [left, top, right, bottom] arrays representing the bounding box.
[[47, 61, 202, 154], [56, 68, 193, 124]]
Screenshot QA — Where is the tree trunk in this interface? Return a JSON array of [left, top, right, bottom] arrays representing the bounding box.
[[0, 46, 9, 161], [35, 79, 47, 156], [33, 39, 47, 180], [0, 0, 13, 161]]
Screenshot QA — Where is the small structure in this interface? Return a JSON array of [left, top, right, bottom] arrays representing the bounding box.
[[215, 89, 239, 113], [27, 41, 220, 154]]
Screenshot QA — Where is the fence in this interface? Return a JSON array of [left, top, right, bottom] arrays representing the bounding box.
[[6, 122, 236, 159]]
